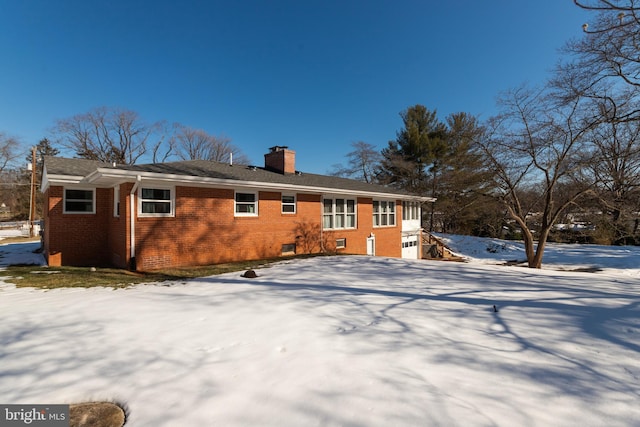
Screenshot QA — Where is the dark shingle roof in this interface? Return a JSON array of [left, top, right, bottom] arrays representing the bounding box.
[[44, 157, 425, 199], [44, 157, 112, 176]]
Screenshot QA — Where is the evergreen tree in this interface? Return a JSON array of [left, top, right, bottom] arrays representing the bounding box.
[[378, 105, 446, 194], [378, 106, 493, 233]]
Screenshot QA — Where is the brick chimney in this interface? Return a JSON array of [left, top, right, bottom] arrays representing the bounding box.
[[264, 146, 296, 174]]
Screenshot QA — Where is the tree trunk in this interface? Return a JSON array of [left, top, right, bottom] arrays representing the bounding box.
[[520, 226, 537, 268], [531, 228, 551, 269]]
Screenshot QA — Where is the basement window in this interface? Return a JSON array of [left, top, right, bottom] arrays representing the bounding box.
[[336, 238, 346, 249], [64, 188, 95, 214], [282, 243, 296, 255], [139, 187, 174, 217]]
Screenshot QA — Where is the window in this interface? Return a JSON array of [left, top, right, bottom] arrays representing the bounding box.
[[323, 198, 356, 229], [402, 240, 417, 248], [235, 192, 258, 216], [282, 194, 296, 214], [139, 187, 173, 217], [336, 198, 346, 228], [403, 201, 420, 221], [336, 238, 346, 249], [373, 200, 396, 227], [282, 243, 296, 255], [323, 199, 333, 229], [113, 186, 120, 217], [346, 200, 356, 227], [64, 188, 95, 214]]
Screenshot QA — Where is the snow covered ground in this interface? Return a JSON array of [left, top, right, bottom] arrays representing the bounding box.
[[0, 237, 639, 426], [436, 233, 640, 278]]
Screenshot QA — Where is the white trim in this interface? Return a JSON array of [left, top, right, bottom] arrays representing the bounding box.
[[373, 199, 397, 228], [138, 185, 175, 217], [79, 167, 435, 202], [43, 173, 85, 193], [281, 193, 296, 214], [234, 190, 258, 217], [322, 196, 357, 230], [113, 185, 120, 217], [130, 176, 141, 263]]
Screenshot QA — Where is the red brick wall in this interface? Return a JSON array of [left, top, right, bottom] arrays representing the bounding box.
[[133, 189, 403, 270], [372, 200, 402, 258], [44, 186, 110, 267], [46, 183, 406, 270], [264, 148, 296, 174], [107, 184, 128, 268], [134, 188, 328, 269]]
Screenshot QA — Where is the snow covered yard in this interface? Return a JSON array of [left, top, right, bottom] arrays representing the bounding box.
[[1, 240, 639, 426]]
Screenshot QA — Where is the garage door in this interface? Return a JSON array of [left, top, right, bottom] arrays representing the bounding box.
[[401, 235, 419, 259]]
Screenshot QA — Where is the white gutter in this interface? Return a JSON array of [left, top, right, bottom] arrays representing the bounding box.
[[41, 173, 85, 191], [84, 167, 436, 202], [129, 175, 142, 268]]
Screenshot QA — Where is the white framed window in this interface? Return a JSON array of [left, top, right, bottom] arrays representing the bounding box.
[[373, 200, 396, 227], [113, 186, 120, 217], [323, 198, 356, 229], [64, 188, 95, 214], [336, 238, 346, 249], [235, 191, 258, 216], [139, 186, 174, 217], [403, 201, 420, 221], [282, 194, 296, 214]]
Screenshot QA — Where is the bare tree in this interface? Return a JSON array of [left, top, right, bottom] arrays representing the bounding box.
[[329, 141, 381, 183], [571, 1, 640, 90], [477, 86, 598, 268], [583, 93, 640, 241], [53, 107, 162, 164], [172, 123, 249, 164], [0, 132, 20, 172], [294, 220, 330, 254], [0, 133, 23, 219], [150, 121, 176, 163]]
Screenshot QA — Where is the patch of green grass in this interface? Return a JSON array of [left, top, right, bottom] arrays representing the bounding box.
[[0, 260, 275, 289], [0, 236, 41, 244]]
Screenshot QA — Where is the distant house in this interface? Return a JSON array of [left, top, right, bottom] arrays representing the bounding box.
[[41, 146, 433, 270]]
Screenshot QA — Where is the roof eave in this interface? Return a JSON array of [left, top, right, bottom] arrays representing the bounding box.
[[43, 173, 86, 188], [73, 167, 436, 202]]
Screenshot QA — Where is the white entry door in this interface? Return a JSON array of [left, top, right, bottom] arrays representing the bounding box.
[[366, 236, 375, 256]]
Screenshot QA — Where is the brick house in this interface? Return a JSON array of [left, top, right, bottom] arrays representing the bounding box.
[[41, 146, 433, 270]]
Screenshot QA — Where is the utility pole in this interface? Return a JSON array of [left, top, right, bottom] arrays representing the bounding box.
[[29, 146, 37, 238]]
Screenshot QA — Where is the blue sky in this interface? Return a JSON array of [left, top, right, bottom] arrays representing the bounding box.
[[0, 1, 590, 173]]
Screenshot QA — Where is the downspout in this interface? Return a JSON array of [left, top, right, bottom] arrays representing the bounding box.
[[129, 175, 142, 270], [320, 194, 325, 253]]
